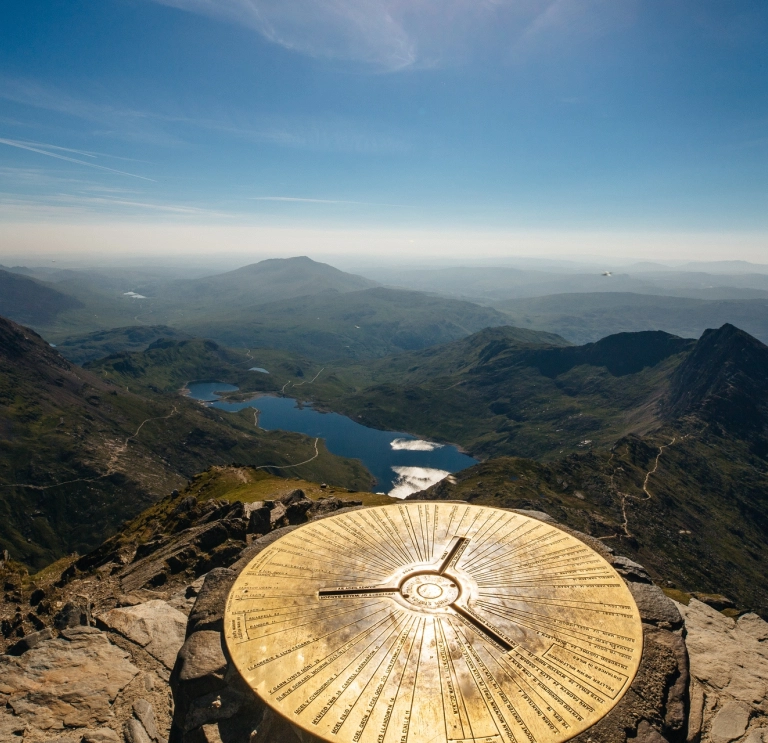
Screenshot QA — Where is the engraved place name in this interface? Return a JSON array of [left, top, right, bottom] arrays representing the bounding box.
[[543, 646, 629, 699]]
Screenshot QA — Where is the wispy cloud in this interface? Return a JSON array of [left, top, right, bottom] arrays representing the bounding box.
[[147, 0, 636, 71], [0, 138, 156, 181], [251, 196, 407, 207], [0, 76, 408, 154], [153, 0, 416, 71], [0, 192, 233, 220]]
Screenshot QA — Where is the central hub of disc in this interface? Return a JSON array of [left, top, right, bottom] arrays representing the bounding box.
[[400, 573, 459, 609]]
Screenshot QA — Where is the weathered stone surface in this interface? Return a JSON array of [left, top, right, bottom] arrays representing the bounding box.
[[6, 626, 53, 655], [99, 600, 187, 669], [178, 631, 227, 682], [628, 582, 684, 628], [133, 699, 159, 741], [125, 717, 153, 743], [82, 728, 122, 743], [690, 593, 735, 612], [244, 502, 271, 535], [709, 702, 751, 743], [54, 599, 93, 629], [679, 600, 768, 713], [613, 555, 653, 584], [186, 569, 238, 636], [678, 599, 768, 742], [630, 720, 669, 743], [269, 490, 313, 528], [736, 613, 768, 642], [0, 626, 138, 735], [688, 681, 706, 743]]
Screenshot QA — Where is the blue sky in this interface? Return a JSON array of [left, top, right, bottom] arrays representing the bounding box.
[[1, 0, 767, 260]]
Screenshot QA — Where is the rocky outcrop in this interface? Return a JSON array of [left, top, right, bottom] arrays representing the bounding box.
[[99, 600, 187, 671], [0, 488, 361, 742], [0, 627, 139, 740], [2, 486, 763, 743], [678, 599, 768, 743]]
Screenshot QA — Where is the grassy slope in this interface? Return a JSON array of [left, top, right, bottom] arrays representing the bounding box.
[[181, 287, 512, 360], [0, 318, 374, 570], [56, 325, 192, 364]]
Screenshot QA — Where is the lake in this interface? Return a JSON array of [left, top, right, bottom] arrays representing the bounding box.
[[185, 382, 478, 498]]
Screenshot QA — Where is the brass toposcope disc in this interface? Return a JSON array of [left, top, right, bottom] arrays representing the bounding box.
[[225, 503, 643, 743]]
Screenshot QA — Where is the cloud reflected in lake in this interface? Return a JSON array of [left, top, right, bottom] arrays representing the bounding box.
[[390, 438, 444, 452], [388, 466, 450, 499]]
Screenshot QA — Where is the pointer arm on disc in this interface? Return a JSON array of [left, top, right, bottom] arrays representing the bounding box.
[[449, 602, 513, 651]]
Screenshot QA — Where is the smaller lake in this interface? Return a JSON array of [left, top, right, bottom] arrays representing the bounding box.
[[185, 382, 478, 498]]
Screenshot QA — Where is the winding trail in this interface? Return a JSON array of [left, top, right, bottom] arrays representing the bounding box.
[[282, 367, 325, 394], [600, 435, 679, 539], [252, 437, 320, 471], [0, 406, 179, 491]]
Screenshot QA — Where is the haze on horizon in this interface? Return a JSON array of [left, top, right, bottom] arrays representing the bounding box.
[[1, 0, 767, 262]]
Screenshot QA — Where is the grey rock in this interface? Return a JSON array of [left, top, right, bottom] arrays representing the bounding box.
[[124, 718, 153, 743], [178, 631, 227, 683], [678, 599, 768, 716], [630, 720, 669, 743], [628, 582, 683, 628], [0, 626, 138, 734], [737, 613, 768, 642], [99, 599, 187, 669], [187, 568, 238, 635], [742, 730, 768, 743], [133, 699, 159, 741], [82, 728, 122, 743], [613, 555, 653, 584], [244, 502, 271, 535], [690, 593, 735, 611], [270, 490, 313, 528], [249, 706, 301, 743], [184, 687, 248, 731], [54, 599, 93, 629], [710, 701, 752, 743], [7, 626, 53, 654], [199, 723, 224, 743]]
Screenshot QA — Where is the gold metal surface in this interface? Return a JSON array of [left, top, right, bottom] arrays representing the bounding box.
[[225, 503, 643, 743]]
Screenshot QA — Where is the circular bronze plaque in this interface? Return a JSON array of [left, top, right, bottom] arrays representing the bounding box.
[[225, 503, 643, 743]]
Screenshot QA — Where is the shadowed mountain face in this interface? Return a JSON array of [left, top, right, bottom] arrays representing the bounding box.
[[520, 331, 695, 378], [665, 324, 768, 448], [0, 315, 373, 569], [0, 269, 83, 326]]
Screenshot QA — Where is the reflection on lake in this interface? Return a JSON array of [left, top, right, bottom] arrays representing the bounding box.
[[185, 382, 477, 498]]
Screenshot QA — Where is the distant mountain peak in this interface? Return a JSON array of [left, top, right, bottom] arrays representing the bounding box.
[[665, 323, 768, 441]]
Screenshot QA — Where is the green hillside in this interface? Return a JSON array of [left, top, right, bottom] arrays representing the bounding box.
[[183, 286, 512, 360], [0, 316, 373, 569]]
